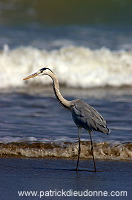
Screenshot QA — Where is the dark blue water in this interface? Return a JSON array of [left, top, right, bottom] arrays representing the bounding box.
[[0, 0, 132, 51], [0, 87, 131, 144]]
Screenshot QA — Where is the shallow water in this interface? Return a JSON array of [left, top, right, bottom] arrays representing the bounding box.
[[0, 87, 131, 160], [0, 158, 131, 200]]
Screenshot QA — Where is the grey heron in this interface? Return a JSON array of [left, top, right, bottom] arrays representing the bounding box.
[[23, 67, 109, 172]]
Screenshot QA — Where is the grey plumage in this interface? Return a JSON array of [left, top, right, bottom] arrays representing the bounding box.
[[71, 99, 109, 134]]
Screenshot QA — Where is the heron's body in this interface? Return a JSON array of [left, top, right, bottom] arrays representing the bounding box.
[[24, 67, 109, 172], [71, 99, 109, 134]]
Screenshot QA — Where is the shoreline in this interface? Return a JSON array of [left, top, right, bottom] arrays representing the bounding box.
[[0, 158, 131, 200], [0, 155, 132, 162]]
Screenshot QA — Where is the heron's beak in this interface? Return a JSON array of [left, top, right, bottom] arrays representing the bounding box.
[[23, 71, 40, 80]]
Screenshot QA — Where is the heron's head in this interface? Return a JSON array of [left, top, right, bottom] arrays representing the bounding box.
[[23, 67, 53, 80]]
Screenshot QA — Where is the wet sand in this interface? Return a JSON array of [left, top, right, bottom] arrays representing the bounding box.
[[0, 158, 131, 200]]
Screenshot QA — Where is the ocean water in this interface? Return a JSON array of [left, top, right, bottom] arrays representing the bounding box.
[[0, 88, 131, 160], [0, 0, 131, 161]]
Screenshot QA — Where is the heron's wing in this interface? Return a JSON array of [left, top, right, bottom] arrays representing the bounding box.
[[72, 99, 109, 134]]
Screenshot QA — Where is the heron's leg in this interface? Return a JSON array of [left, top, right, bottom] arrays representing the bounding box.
[[76, 127, 82, 172], [89, 131, 97, 172]]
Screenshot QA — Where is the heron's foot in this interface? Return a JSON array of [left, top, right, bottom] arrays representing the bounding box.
[[94, 169, 98, 173], [75, 167, 78, 172]]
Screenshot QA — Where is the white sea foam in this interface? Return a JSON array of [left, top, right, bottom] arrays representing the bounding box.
[[0, 141, 131, 161], [0, 45, 132, 88]]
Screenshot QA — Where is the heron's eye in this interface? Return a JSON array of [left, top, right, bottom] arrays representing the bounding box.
[[40, 68, 46, 73]]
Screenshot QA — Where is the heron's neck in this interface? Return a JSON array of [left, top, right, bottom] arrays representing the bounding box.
[[48, 72, 72, 109]]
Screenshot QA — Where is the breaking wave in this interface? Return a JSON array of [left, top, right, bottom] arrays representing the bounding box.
[[0, 141, 131, 161], [0, 45, 132, 88]]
